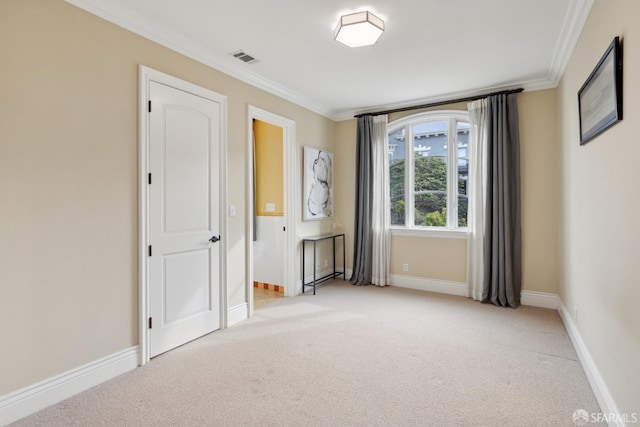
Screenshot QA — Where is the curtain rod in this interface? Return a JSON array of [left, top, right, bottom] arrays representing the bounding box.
[[353, 88, 524, 118]]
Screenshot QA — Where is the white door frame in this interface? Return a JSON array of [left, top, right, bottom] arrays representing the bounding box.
[[247, 106, 296, 317], [138, 65, 228, 365]]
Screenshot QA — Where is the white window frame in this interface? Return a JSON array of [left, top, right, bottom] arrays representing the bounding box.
[[388, 110, 470, 238]]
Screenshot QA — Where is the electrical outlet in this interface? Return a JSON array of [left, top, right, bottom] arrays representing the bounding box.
[[324, 259, 329, 268], [403, 263, 409, 272]]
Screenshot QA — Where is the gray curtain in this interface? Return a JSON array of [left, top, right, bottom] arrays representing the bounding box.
[[351, 116, 373, 286], [482, 93, 522, 308]]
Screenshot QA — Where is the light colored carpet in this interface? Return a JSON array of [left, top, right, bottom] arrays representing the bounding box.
[[13, 281, 603, 426]]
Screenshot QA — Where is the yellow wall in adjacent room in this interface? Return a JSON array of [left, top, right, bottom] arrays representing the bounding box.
[[254, 120, 284, 216]]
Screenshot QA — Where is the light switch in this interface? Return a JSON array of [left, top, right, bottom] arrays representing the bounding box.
[[229, 204, 236, 217]]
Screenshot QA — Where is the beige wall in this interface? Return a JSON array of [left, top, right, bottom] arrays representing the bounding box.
[[557, 0, 640, 415], [334, 95, 559, 292], [332, 120, 357, 272], [518, 89, 560, 294], [0, 0, 334, 395], [390, 237, 467, 282]]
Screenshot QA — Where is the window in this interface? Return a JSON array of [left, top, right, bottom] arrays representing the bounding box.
[[389, 111, 470, 231]]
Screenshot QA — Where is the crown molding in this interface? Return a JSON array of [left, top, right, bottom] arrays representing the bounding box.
[[64, 0, 340, 120], [65, 0, 592, 124], [548, 0, 595, 85]]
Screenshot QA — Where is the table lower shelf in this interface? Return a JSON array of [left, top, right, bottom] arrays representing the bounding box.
[[302, 271, 345, 294]]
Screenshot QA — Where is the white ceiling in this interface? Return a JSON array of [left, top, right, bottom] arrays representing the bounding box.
[[66, 0, 593, 120]]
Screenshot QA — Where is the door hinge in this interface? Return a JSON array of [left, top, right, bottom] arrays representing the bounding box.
[[148, 245, 152, 257], [148, 317, 152, 329], [148, 173, 152, 184], [148, 100, 152, 112]]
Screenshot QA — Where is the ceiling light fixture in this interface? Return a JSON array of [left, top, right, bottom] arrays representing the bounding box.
[[334, 11, 384, 48]]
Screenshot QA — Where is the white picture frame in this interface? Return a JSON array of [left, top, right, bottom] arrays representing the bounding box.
[[303, 146, 333, 220]]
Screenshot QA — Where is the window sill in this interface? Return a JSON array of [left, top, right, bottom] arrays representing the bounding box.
[[390, 227, 469, 239]]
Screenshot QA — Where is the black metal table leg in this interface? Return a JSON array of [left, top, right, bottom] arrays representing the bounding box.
[[313, 241, 317, 295]]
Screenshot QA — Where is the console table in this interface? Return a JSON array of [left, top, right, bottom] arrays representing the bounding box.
[[302, 233, 345, 295]]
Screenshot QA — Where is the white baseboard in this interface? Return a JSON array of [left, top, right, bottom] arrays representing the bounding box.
[[0, 290, 622, 427], [227, 303, 248, 327], [557, 301, 624, 426], [390, 274, 468, 297], [0, 346, 139, 426], [390, 276, 559, 310], [521, 290, 559, 309]]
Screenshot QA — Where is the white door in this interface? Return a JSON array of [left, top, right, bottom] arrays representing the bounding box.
[[148, 80, 221, 357]]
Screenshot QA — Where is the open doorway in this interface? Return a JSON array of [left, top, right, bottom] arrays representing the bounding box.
[[247, 107, 296, 317], [252, 119, 285, 309]]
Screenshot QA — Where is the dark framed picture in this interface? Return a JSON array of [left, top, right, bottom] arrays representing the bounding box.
[[578, 36, 623, 145]]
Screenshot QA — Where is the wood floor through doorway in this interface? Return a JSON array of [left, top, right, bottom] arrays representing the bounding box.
[[253, 286, 284, 309]]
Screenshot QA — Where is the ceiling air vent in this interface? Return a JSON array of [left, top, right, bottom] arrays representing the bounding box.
[[231, 50, 257, 64]]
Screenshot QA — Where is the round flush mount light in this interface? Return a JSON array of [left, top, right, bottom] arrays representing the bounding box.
[[334, 11, 384, 48]]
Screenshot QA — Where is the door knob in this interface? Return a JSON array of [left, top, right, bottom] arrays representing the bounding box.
[[209, 235, 220, 243]]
